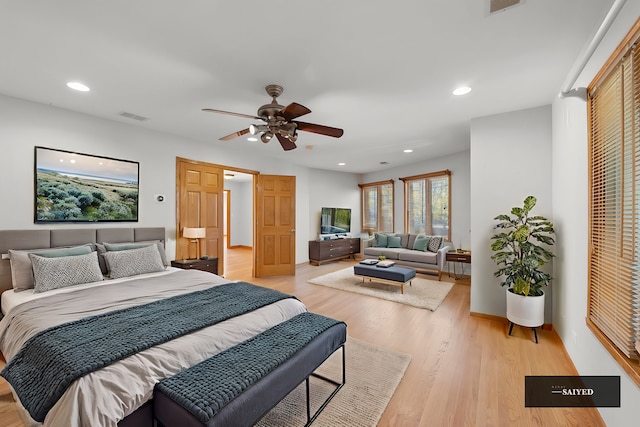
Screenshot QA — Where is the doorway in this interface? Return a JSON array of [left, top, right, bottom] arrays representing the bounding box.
[[222, 170, 254, 278], [176, 157, 296, 279]]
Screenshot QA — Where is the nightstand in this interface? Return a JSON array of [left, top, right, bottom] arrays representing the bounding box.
[[171, 258, 218, 275], [446, 251, 471, 279]]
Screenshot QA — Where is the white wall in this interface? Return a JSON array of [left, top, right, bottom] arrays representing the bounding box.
[[360, 150, 471, 251], [0, 94, 324, 263], [307, 168, 361, 239], [224, 180, 252, 247], [469, 105, 552, 321], [552, 2, 640, 425]]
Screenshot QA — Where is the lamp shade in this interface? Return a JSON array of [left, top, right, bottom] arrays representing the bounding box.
[[183, 227, 206, 239]]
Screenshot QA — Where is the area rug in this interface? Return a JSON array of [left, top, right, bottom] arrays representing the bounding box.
[[257, 337, 411, 427], [308, 266, 454, 311]]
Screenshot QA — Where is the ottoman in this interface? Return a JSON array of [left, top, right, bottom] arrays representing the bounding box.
[[353, 263, 416, 294]]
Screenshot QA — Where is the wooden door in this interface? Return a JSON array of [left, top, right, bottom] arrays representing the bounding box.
[[254, 174, 296, 277], [176, 158, 224, 276]]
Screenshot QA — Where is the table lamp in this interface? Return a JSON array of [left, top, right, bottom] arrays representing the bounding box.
[[183, 227, 206, 259]]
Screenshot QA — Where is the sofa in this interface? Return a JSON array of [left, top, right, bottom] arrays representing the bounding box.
[[361, 233, 453, 280]]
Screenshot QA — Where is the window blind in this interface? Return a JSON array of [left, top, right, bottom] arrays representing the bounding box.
[[359, 180, 394, 233], [588, 32, 640, 361], [400, 170, 451, 241]]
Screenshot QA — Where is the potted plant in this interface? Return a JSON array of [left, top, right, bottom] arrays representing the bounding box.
[[490, 196, 555, 335]]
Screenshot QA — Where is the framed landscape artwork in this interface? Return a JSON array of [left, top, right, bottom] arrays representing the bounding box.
[[34, 146, 139, 223]]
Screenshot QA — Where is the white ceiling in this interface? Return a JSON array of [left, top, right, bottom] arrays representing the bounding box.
[[0, 1, 613, 174]]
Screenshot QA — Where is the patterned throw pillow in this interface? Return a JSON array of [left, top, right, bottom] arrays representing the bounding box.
[[97, 241, 169, 275], [29, 251, 103, 293], [104, 244, 166, 279], [427, 236, 443, 253], [413, 236, 431, 252], [9, 245, 94, 291], [104, 241, 169, 266]]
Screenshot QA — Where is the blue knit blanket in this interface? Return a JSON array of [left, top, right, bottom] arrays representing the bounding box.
[[156, 312, 344, 423], [0, 281, 295, 422]]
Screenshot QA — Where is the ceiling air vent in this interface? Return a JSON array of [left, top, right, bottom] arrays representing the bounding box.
[[118, 111, 149, 122], [489, 0, 523, 14]]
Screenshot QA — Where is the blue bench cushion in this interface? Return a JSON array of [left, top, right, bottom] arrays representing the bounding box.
[[353, 264, 416, 283], [154, 312, 346, 427]]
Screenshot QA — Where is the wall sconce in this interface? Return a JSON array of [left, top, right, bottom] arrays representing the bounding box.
[[183, 227, 206, 259]]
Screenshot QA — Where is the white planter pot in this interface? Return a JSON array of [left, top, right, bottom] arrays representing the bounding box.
[[506, 288, 545, 327]]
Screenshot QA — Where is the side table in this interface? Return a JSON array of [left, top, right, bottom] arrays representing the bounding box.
[[446, 251, 471, 279], [171, 258, 218, 275]]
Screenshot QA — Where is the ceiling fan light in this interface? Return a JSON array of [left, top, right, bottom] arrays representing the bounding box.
[[249, 124, 268, 135], [261, 132, 273, 143]]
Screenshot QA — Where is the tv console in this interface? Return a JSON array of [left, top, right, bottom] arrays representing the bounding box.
[[309, 238, 361, 266]]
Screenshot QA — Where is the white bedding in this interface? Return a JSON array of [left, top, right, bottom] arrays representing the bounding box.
[[1, 267, 182, 316], [0, 269, 307, 427]]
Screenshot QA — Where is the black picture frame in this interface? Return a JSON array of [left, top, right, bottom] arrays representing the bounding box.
[[34, 146, 139, 223]]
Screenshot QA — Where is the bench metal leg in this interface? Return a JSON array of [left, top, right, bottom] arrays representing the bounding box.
[[304, 344, 346, 426]]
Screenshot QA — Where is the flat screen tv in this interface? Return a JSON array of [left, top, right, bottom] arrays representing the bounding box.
[[320, 207, 351, 235], [34, 146, 139, 223]]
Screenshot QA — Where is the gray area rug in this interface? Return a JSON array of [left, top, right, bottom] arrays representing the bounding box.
[[308, 266, 454, 311], [257, 337, 411, 427]]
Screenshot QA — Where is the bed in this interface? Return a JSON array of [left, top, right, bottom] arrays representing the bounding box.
[[0, 227, 332, 427]]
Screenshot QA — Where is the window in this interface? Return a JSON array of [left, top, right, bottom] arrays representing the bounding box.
[[587, 18, 640, 386], [359, 180, 394, 234], [400, 170, 451, 240]]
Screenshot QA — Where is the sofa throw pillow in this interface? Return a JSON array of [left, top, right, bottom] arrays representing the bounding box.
[[387, 236, 402, 248], [413, 236, 431, 252], [374, 233, 388, 248], [30, 251, 103, 293], [427, 236, 443, 253], [396, 233, 409, 248]]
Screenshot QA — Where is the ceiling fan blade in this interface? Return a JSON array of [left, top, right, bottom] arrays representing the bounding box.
[[295, 121, 344, 138], [280, 102, 312, 121], [202, 108, 261, 120], [219, 128, 250, 141], [275, 133, 297, 151]]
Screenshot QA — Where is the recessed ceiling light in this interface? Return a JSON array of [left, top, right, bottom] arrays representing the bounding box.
[[338, 162, 346, 166], [247, 137, 258, 142], [66, 82, 90, 92], [403, 149, 413, 153], [453, 86, 472, 96]]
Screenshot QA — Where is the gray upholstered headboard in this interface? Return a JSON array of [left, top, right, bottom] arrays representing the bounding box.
[[0, 227, 165, 294]]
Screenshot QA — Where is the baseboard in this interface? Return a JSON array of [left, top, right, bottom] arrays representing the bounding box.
[[470, 312, 553, 331], [228, 245, 252, 249]]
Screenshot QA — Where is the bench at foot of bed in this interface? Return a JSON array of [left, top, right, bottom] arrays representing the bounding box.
[[153, 312, 347, 427]]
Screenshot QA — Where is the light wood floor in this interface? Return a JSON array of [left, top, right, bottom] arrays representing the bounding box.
[[0, 247, 606, 427]]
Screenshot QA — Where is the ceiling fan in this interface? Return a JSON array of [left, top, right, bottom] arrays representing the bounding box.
[[202, 84, 344, 151]]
